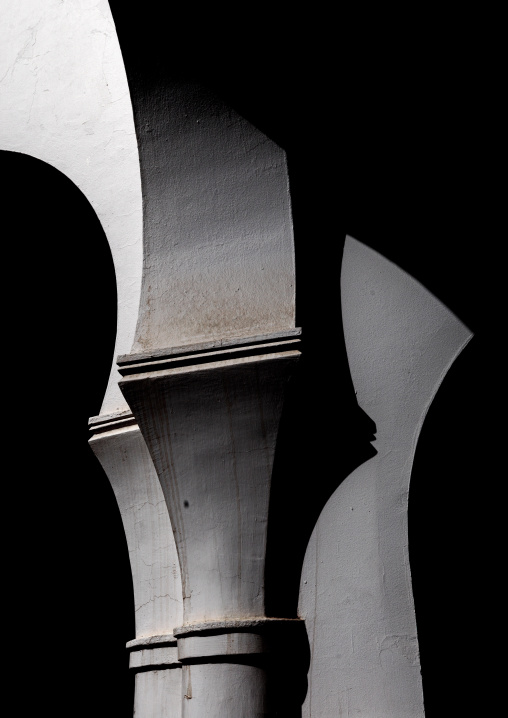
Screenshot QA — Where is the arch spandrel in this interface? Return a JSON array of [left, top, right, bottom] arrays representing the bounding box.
[[0, 0, 142, 416]]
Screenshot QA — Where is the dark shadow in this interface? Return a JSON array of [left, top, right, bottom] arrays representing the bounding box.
[[1, 151, 134, 718], [409, 336, 488, 717], [265, 238, 377, 620], [107, 5, 493, 712]]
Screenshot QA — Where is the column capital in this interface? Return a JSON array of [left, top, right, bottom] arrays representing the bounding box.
[[118, 333, 301, 626]]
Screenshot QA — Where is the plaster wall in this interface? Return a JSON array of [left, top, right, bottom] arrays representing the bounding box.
[[127, 81, 296, 355], [298, 237, 472, 717], [0, 0, 142, 415]]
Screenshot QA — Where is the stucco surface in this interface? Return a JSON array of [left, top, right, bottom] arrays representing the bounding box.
[[130, 82, 296, 355], [0, 0, 142, 414], [299, 237, 472, 717]]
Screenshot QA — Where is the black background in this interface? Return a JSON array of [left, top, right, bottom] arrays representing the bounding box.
[[3, 4, 498, 716]]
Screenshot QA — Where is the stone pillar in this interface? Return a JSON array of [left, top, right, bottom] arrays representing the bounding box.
[[107, 75, 302, 714], [176, 618, 306, 717], [88, 411, 183, 718], [118, 332, 305, 716]]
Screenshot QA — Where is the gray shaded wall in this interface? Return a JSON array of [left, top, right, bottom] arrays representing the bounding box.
[[299, 238, 471, 717]]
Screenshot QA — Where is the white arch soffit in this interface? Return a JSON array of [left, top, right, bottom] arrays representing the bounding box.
[[0, 0, 142, 416], [299, 236, 473, 718]]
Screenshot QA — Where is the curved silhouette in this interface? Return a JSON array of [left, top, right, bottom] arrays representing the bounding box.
[[1, 150, 134, 717]]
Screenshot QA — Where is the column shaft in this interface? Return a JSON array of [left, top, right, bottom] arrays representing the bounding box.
[[118, 333, 303, 716]]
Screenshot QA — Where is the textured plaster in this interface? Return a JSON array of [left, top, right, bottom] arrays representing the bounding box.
[[89, 424, 182, 638], [134, 670, 182, 718], [0, 0, 142, 414], [3, 6, 470, 715], [120, 351, 300, 626], [130, 82, 296, 354], [299, 237, 472, 717]]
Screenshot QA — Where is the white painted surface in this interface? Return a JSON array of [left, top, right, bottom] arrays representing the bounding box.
[[131, 83, 296, 355], [4, 7, 470, 715], [181, 663, 267, 718], [299, 237, 472, 717], [177, 632, 267, 661], [0, 0, 142, 414], [134, 670, 182, 718], [89, 424, 182, 639], [119, 351, 300, 626]]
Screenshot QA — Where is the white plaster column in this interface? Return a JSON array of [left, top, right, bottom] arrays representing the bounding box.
[[88, 413, 183, 718], [2, 5, 305, 711], [1, 4, 186, 714], [2, 6, 310, 711]]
